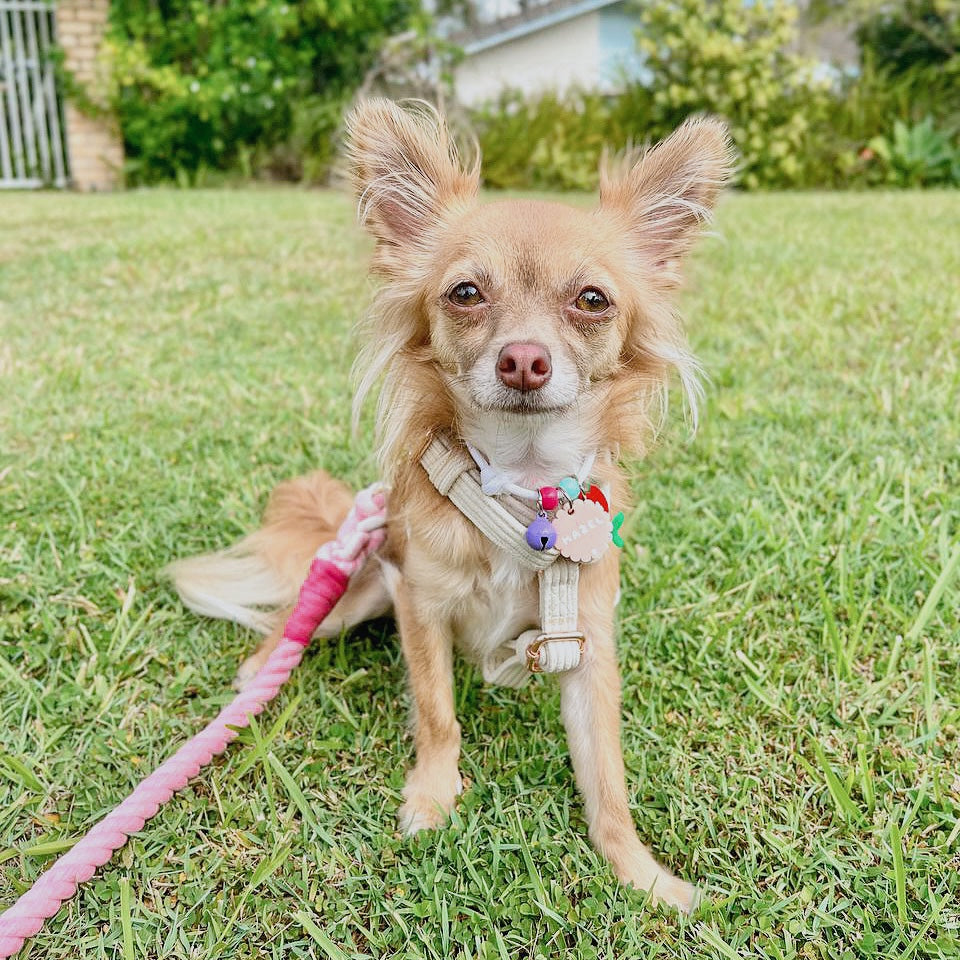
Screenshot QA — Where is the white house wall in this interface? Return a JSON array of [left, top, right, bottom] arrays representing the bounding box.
[[454, 11, 601, 107]]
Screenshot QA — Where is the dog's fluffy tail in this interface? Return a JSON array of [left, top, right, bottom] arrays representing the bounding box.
[[165, 470, 356, 634]]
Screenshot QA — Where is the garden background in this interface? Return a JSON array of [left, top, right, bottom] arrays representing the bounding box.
[[94, 0, 960, 190]]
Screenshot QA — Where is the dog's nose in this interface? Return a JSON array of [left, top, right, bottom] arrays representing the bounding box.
[[497, 342, 552, 392]]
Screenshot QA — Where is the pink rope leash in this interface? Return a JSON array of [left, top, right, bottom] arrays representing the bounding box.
[[0, 484, 388, 959]]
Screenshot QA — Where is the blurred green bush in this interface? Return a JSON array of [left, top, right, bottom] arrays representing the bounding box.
[[105, 0, 415, 184], [90, 0, 959, 189], [474, 91, 624, 191], [474, 0, 960, 191]]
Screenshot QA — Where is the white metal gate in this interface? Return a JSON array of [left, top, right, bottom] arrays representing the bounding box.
[[0, 0, 68, 188]]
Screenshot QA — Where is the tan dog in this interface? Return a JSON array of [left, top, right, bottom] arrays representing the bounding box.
[[169, 99, 733, 912]]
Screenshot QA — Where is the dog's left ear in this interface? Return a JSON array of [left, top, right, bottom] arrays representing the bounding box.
[[600, 117, 734, 284], [345, 98, 479, 265]]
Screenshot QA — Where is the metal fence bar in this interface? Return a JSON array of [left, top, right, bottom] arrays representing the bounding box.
[[0, 174, 41, 186], [38, 1, 66, 186], [0, 60, 12, 180], [0, 5, 26, 182], [10, 5, 39, 176], [23, 0, 49, 180]]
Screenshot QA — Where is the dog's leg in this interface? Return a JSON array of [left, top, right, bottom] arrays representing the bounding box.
[[559, 556, 697, 912], [393, 580, 462, 834], [234, 615, 290, 690]]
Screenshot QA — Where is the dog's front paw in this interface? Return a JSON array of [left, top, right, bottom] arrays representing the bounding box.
[[398, 766, 463, 835], [647, 873, 700, 914], [602, 835, 700, 913], [616, 860, 700, 913], [232, 652, 263, 691]]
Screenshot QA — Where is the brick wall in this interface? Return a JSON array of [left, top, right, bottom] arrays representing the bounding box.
[[56, 0, 124, 190]]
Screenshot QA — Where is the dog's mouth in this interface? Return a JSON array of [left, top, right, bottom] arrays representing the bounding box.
[[482, 395, 572, 416], [445, 365, 580, 418]]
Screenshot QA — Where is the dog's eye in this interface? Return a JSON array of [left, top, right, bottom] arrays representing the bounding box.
[[448, 282, 484, 307], [574, 288, 610, 313]]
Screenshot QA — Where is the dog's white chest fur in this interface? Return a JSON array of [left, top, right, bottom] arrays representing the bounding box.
[[383, 546, 539, 666], [454, 552, 539, 663], [459, 409, 597, 490], [383, 411, 598, 666]]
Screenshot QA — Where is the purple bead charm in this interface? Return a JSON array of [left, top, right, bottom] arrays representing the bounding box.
[[525, 514, 557, 551]]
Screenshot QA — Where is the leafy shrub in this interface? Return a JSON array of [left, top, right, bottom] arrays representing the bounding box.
[[105, 0, 415, 184], [864, 117, 959, 185], [630, 0, 835, 189], [474, 90, 625, 191], [471, 1, 960, 192], [857, 0, 960, 129], [856, 0, 959, 78], [473, 1, 834, 191]]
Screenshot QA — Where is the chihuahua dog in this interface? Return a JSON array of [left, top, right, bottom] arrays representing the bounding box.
[[169, 99, 733, 911]]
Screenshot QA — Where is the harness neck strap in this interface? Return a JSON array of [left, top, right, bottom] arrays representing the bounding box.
[[420, 433, 555, 572]]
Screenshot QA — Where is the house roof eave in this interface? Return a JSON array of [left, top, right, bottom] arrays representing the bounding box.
[[455, 0, 622, 56]]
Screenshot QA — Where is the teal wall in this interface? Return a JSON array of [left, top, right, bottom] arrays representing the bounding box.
[[598, 1, 650, 87]]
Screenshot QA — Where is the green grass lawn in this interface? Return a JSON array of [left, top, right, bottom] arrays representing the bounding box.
[[1, 188, 959, 959]]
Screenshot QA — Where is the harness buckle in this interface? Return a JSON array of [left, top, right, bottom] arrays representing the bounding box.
[[525, 632, 585, 673]]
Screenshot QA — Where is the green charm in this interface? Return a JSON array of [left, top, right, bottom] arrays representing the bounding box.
[[611, 511, 625, 548], [558, 476, 581, 501]]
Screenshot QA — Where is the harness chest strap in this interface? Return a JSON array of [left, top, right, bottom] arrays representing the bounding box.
[[484, 559, 583, 688], [420, 435, 586, 688]]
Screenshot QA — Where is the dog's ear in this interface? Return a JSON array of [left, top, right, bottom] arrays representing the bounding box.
[[600, 117, 734, 284], [345, 99, 478, 257]]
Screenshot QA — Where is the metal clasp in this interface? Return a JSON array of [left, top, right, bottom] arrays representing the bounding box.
[[525, 632, 585, 673]]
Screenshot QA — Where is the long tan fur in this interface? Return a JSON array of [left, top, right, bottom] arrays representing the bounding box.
[[169, 99, 734, 910]]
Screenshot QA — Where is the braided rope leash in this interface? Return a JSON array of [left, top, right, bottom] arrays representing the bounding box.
[[0, 484, 388, 959]]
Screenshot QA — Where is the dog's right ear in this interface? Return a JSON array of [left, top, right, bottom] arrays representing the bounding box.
[[345, 99, 478, 259]]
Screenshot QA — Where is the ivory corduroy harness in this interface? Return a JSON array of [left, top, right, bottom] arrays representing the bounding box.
[[420, 433, 592, 687]]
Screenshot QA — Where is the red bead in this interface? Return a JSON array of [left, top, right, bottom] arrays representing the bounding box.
[[539, 486, 559, 511]]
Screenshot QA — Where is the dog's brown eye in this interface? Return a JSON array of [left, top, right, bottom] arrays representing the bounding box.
[[575, 288, 609, 313], [448, 282, 484, 307]]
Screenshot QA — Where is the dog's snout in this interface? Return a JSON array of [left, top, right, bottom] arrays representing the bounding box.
[[496, 342, 552, 392]]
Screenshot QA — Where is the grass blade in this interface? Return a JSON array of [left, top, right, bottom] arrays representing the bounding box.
[[267, 751, 318, 830], [696, 924, 741, 960], [741, 674, 785, 716], [295, 910, 351, 959], [922, 637, 937, 739], [214, 845, 291, 953], [889, 820, 907, 926], [230, 694, 301, 780], [905, 542, 960, 642], [0, 837, 78, 863], [119, 876, 135, 960], [857, 742, 875, 815], [0, 754, 47, 793], [811, 740, 863, 824]]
